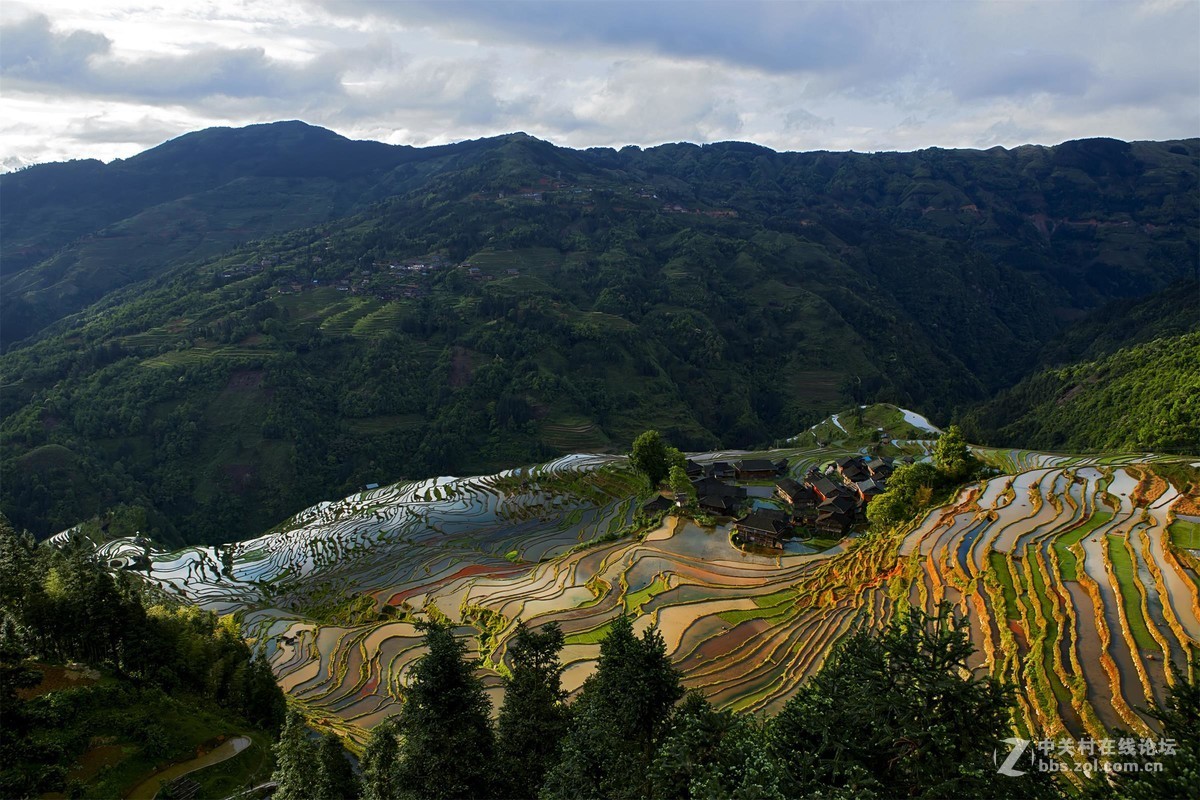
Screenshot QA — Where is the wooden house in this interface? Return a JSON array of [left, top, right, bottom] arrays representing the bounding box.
[[775, 478, 809, 505], [734, 459, 777, 480], [837, 456, 871, 483], [642, 495, 674, 514], [807, 476, 842, 502], [734, 510, 792, 550], [705, 461, 736, 479], [698, 494, 741, 515]]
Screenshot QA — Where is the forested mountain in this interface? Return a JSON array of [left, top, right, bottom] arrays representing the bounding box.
[[1, 124, 1196, 544], [962, 280, 1200, 452]]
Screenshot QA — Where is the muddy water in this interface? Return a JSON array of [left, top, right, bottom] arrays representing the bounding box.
[[125, 736, 251, 799]]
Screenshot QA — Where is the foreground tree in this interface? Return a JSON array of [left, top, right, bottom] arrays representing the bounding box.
[[1089, 660, 1199, 799], [271, 710, 319, 800], [395, 621, 494, 799], [314, 732, 359, 800], [650, 692, 789, 800], [496, 622, 571, 798], [542, 614, 684, 800], [771, 602, 1056, 798], [360, 716, 401, 800]]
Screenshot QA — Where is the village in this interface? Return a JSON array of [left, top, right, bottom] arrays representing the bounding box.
[[643, 453, 902, 551]]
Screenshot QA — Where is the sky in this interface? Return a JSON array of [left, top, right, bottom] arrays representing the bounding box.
[[1, 0, 1197, 171]]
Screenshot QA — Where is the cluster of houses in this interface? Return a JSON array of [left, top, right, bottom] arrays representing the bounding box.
[[642, 454, 899, 551]]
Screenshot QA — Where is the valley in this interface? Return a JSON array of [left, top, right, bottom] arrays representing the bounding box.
[[77, 409, 1200, 750]]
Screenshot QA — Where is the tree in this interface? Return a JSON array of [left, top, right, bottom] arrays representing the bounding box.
[[360, 716, 401, 800], [630, 430, 671, 488], [395, 621, 494, 799], [933, 425, 978, 482], [314, 733, 359, 800], [1091, 660, 1198, 800], [865, 462, 942, 529], [649, 692, 789, 800], [668, 465, 696, 504], [496, 622, 570, 798], [771, 602, 1053, 798], [271, 710, 319, 800], [542, 615, 684, 800]]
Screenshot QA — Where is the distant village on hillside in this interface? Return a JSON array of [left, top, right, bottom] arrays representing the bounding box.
[[643, 454, 906, 551]]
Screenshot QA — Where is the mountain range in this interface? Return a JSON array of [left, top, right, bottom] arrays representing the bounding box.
[[1, 121, 1196, 544]]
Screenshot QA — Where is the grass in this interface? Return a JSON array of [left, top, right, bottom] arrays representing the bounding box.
[[717, 589, 796, 626], [1106, 534, 1160, 651], [624, 575, 670, 614], [989, 552, 1021, 620], [1168, 519, 1200, 549], [1053, 511, 1114, 581], [563, 620, 614, 646]]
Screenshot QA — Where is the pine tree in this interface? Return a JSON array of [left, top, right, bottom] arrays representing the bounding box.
[[496, 622, 570, 797], [314, 732, 359, 800], [770, 602, 1053, 798], [395, 621, 494, 799], [271, 709, 319, 800], [360, 716, 401, 800], [542, 615, 683, 800]]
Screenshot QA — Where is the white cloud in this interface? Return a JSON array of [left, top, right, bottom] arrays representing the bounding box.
[[0, 0, 1196, 170]]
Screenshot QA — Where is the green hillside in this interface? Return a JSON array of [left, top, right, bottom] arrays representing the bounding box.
[[963, 330, 1200, 453], [1, 129, 1196, 544]]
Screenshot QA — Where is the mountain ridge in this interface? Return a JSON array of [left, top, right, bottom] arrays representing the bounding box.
[[1, 123, 1196, 544]]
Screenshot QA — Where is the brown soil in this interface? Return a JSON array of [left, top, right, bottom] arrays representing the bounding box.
[[17, 663, 100, 700], [1128, 467, 1168, 508]]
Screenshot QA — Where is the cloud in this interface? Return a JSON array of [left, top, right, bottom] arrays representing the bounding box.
[[0, 12, 351, 103], [0, 13, 110, 81], [314, 0, 879, 76], [0, 0, 1196, 170]]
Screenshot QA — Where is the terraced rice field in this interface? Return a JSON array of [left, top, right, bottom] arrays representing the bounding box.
[[92, 434, 1200, 747]]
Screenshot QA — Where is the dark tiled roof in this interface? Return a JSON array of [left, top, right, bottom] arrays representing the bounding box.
[[735, 459, 776, 473], [642, 495, 674, 512], [735, 511, 792, 536]]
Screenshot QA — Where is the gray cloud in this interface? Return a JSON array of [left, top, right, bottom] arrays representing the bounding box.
[[0, 12, 350, 102], [949, 51, 1095, 100], [314, 0, 881, 77], [0, 13, 110, 81]]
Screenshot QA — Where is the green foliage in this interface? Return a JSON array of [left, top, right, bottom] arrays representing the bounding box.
[[271, 710, 319, 800], [542, 614, 685, 800], [932, 425, 979, 482], [395, 621, 495, 799], [770, 602, 1057, 799], [360, 716, 401, 800], [0, 513, 286, 798], [315, 732, 360, 800], [668, 465, 696, 501], [631, 430, 673, 489], [496, 622, 570, 798], [963, 290, 1200, 455], [865, 462, 942, 529], [650, 693, 789, 800]]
